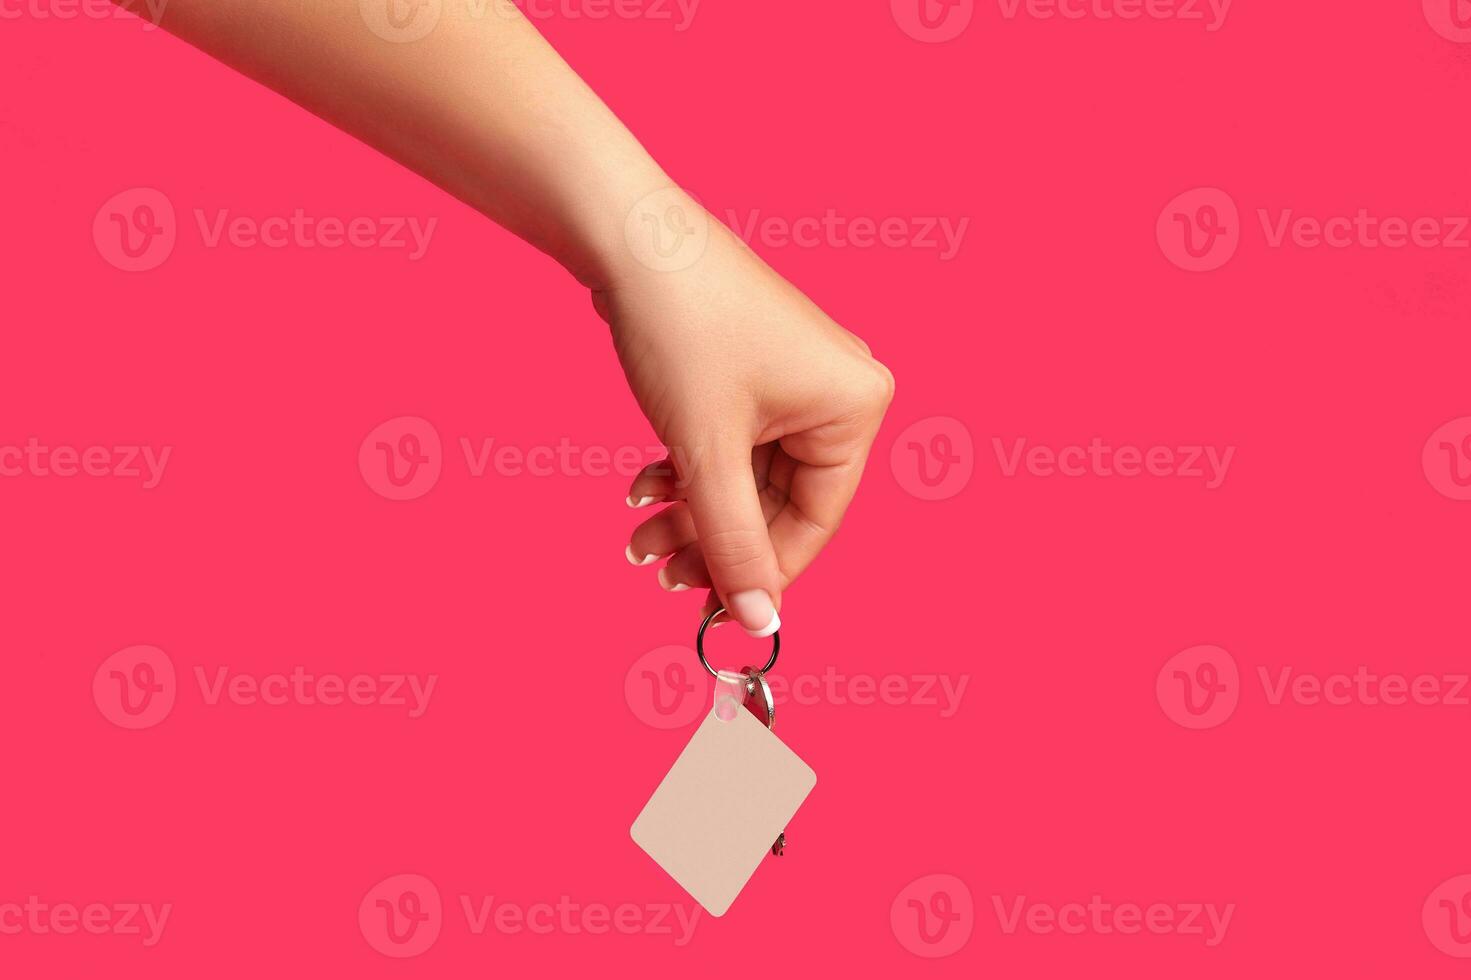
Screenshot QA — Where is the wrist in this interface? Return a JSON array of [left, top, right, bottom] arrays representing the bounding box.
[[559, 172, 712, 292]]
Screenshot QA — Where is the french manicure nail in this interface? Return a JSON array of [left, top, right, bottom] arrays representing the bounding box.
[[727, 589, 780, 637], [626, 495, 660, 509], [625, 545, 658, 567], [657, 568, 689, 592]]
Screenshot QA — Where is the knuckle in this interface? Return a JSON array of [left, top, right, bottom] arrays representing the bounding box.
[[862, 360, 897, 410], [699, 527, 770, 571]]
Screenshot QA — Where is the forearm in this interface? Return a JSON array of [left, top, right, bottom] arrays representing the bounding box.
[[127, 0, 666, 286]]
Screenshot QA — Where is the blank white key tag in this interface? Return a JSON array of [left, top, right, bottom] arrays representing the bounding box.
[[631, 611, 816, 916]]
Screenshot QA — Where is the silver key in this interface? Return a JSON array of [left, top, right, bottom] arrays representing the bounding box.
[[742, 666, 786, 857]]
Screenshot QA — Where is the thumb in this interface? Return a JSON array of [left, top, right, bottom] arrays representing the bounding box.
[[681, 441, 783, 637]]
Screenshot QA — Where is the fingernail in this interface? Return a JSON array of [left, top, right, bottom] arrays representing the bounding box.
[[626, 495, 660, 509], [625, 545, 658, 567], [727, 589, 780, 637], [658, 568, 690, 592]]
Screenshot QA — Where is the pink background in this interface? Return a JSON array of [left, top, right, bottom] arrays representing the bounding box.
[[4, 0, 1471, 975]]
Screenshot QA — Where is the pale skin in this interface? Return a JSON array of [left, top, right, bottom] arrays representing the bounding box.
[[117, 0, 895, 635]]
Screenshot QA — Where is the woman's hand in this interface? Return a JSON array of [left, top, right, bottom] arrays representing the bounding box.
[[120, 2, 892, 636], [598, 190, 895, 636]]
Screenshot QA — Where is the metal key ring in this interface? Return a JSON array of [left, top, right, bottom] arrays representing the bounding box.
[[696, 606, 779, 678]]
